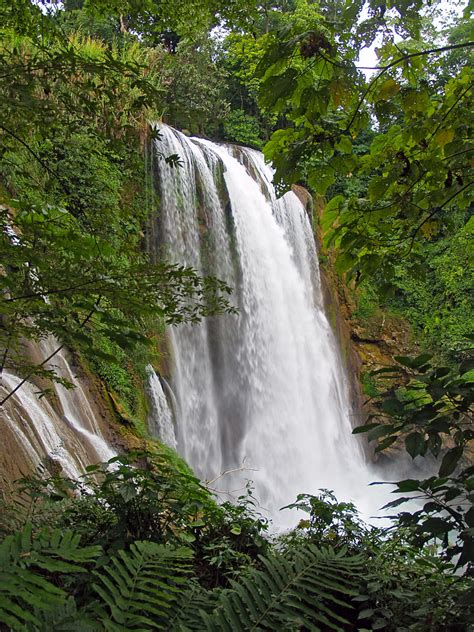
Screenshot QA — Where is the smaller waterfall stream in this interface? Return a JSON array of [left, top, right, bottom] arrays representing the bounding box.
[[0, 340, 115, 481], [0, 371, 86, 480], [38, 340, 116, 464], [146, 366, 177, 449], [152, 126, 388, 525]]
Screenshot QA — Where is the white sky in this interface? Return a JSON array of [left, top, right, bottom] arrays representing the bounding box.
[[357, 0, 467, 77]]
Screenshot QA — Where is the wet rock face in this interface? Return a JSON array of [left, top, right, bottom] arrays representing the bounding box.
[[318, 263, 365, 427], [313, 196, 422, 463], [318, 263, 418, 457], [291, 185, 313, 217]]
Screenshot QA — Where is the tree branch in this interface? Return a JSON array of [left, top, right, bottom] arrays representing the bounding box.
[[354, 41, 474, 71]]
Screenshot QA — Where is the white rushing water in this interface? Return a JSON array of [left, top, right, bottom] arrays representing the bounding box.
[[38, 339, 116, 464], [0, 339, 115, 479], [146, 365, 177, 449], [152, 126, 387, 526], [0, 371, 85, 480]]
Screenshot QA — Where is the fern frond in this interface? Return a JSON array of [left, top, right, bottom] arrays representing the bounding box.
[[200, 544, 363, 631], [165, 581, 221, 632], [92, 540, 193, 631], [32, 596, 96, 632], [0, 524, 100, 631]]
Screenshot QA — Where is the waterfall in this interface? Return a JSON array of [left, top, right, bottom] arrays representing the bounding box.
[[0, 340, 115, 481], [152, 126, 385, 525], [38, 339, 116, 464], [0, 371, 86, 480], [146, 365, 177, 449]]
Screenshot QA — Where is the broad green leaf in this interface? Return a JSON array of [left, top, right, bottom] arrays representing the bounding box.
[[335, 136, 352, 154], [423, 517, 450, 536], [368, 425, 395, 441], [439, 446, 463, 477], [358, 608, 375, 619], [335, 251, 357, 274], [352, 422, 380, 435], [434, 129, 455, 148], [405, 432, 425, 458], [395, 479, 421, 493], [374, 435, 398, 452], [259, 68, 298, 109], [377, 79, 400, 100], [309, 166, 335, 195]]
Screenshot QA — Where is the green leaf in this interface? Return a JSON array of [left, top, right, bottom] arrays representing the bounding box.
[[405, 432, 426, 459], [335, 136, 352, 154], [202, 545, 361, 631], [368, 176, 390, 202], [335, 250, 357, 274], [403, 89, 430, 113], [0, 525, 100, 629], [423, 517, 450, 536], [395, 479, 420, 493], [394, 355, 415, 367], [381, 497, 409, 510], [394, 354, 432, 369], [322, 195, 344, 231], [439, 447, 463, 477], [352, 422, 380, 435], [309, 166, 335, 195], [377, 78, 400, 100], [434, 128, 455, 148], [93, 541, 192, 628], [465, 507, 474, 528], [380, 398, 405, 416], [374, 435, 398, 452], [411, 354, 433, 368], [259, 68, 298, 109], [368, 425, 395, 441], [427, 433, 442, 457], [370, 366, 401, 376], [458, 536, 474, 567]]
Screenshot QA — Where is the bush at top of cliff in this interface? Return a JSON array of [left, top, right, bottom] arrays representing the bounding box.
[[223, 109, 264, 149]]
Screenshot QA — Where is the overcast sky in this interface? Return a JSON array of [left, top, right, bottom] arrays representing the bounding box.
[[357, 0, 467, 77]]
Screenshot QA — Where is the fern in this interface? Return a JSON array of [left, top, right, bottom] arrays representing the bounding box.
[[92, 540, 193, 631], [0, 523, 100, 631], [199, 544, 363, 631], [165, 581, 221, 632], [32, 597, 96, 632]]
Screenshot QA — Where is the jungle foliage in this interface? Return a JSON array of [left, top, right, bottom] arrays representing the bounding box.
[[227, 0, 474, 588], [219, 0, 473, 360], [255, 0, 473, 281], [0, 0, 235, 400], [354, 352, 473, 571], [0, 450, 471, 631]]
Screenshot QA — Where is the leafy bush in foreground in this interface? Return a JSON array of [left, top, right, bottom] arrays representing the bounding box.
[[0, 449, 471, 631]]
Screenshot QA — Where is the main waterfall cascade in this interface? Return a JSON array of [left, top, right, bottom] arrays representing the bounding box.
[[150, 125, 386, 524], [0, 125, 387, 522]]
